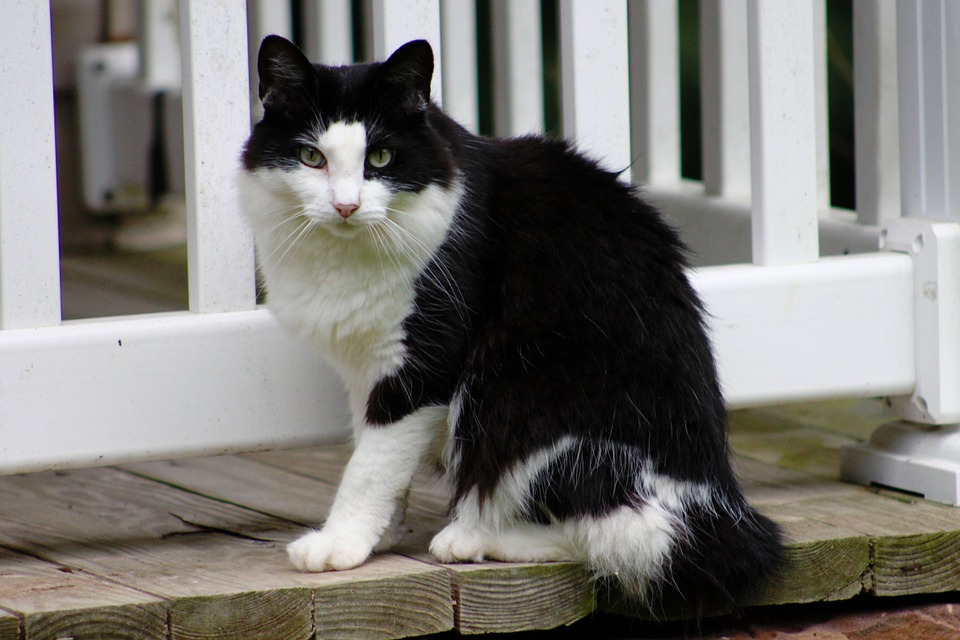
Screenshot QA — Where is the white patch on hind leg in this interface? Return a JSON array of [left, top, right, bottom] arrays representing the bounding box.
[[565, 503, 679, 600]]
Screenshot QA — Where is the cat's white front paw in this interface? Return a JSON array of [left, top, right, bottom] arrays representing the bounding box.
[[287, 528, 374, 572], [429, 522, 487, 563]]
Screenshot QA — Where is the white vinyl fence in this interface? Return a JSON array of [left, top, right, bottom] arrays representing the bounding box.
[[1, 1, 957, 502]]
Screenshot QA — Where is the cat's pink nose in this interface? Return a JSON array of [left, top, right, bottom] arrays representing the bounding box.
[[335, 203, 359, 219]]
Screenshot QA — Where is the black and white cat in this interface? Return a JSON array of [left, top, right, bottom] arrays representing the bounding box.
[[240, 35, 782, 609]]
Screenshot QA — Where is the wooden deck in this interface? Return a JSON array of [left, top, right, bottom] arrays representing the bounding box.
[[2, 397, 960, 639]]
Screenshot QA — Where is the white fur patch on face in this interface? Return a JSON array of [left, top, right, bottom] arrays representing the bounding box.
[[295, 121, 389, 237]]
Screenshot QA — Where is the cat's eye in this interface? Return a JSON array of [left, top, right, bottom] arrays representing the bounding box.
[[367, 148, 394, 169], [298, 145, 326, 168]]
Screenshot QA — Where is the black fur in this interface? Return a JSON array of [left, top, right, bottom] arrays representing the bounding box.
[[243, 35, 783, 613]]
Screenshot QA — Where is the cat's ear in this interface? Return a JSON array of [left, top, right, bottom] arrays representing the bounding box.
[[257, 35, 317, 112], [380, 40, 434, 111]]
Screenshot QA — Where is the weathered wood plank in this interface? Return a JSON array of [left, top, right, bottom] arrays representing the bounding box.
[[442, 562, 595, 635], [765, 492, 960, 597], [729, 401, 889, 478], [246, 444, 352, 484], [122, 454, 337, 524], [170, 590, 312, 640], [124, 452, 451, 556], [0, 549, 167, 640], [312, 565, 453, 639], [0, 467, 287, 551], [245, 446, 451, 520], [747, 517, 871, 606], [60, 249, 188, 320], [731, 400, 890, 443], [0, 612, 16, 640], [4, 396, 960, 637], [56, 533, 452, 640], [736, 455, 865, 506]]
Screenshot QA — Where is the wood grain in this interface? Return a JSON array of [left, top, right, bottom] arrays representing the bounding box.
[[444, 562, 595, 634], [122, 454, 337, 525], [313, 565, 453, 638], [0, 466, 287, 552], [171, 590, 312, 640], [766, 491, 960, 598], [750, 535, 870, 606], [873, 531, 960, 597], [0, 613, 16, 640], [0, 549, 167, 640], [246, 444, 353, 485], [45, 531, 451, 640]]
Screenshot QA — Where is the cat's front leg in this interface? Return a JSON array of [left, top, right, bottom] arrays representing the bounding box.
[[288, 405, 445, 572]]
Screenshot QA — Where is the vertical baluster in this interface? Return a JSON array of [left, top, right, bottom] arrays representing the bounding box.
[[303, 0, 354, 65], [891, 0, 960, 425], [560, 0, 631, 181], [441, 0, 479, 132], [492, 0, 544, 136], [628, 0, 679, 186], [853, 0, 900, 226], [898, 0, 960, 223], [140, 0, 182, 90], [246, 0, 293, 123], [0, 0, 62, 329], [371, 0, 443, 103], [699, 0, 750, 198], [747, 0, 820, 265], [180, 0, 256, 313], [812, 0, 830, 209]]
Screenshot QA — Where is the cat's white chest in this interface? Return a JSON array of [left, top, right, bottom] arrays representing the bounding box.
[[242, 171, 464, 390], [267, 249, 418, 378]]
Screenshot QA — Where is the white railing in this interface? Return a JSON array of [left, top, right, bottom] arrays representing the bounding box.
[[1, 0, 957, 501]]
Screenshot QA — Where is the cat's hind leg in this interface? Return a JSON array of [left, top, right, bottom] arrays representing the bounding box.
[[429, 512, 574, 564]]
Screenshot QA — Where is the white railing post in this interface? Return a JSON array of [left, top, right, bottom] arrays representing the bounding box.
[[889, 0, 960, 424], [841, 0, 960, 505], [699, 0, 750, 199], [853, 0, 900, 226], [246, 0, 293, 123], [560, 0, 632, 181], [492, 0, 544, 136], [746, 0, 820, 265], [179, 0, 257, 314], [0, 0, 62, 329], [440, 0, 479, 132], [811, 0, 830, 209], [897, 1, 960, 225], [140, 0, 182, 90], [371, 0, 443, 103], [627, 0, 679, 186], [303, 0, 354, 65]]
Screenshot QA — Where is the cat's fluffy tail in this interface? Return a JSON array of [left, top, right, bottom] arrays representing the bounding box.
[[568, 496, 783, 615]]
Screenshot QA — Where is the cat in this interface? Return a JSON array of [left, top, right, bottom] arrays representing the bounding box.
[[239, 34, 783, 612]]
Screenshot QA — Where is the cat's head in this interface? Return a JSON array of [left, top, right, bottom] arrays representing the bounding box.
[[241, 36, 458, 248]]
